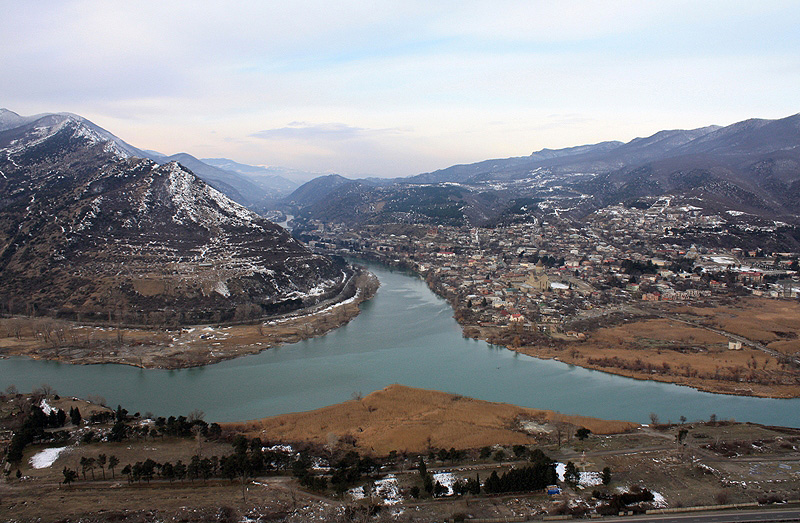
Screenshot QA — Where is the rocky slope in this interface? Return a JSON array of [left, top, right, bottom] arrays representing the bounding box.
[[0, 112, 348, 325]]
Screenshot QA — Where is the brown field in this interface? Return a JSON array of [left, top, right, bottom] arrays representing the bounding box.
[[227, 384, 637, 455], [674, 297, 800, 343], [492, 298, 800, 399], [673, 297, 800, 356]]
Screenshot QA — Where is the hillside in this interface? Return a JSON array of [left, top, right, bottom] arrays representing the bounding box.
[[0, 112, 348, 325], [287, 113, 800, 228]]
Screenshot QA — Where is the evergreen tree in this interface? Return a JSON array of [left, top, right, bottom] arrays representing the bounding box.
[[564, 461, 579, 487]]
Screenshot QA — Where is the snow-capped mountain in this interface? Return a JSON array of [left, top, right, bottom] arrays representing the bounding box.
[[0, 111, 348, 324]]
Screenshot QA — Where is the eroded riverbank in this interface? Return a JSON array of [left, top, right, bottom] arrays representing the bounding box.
[[0, 270, 379, 369]]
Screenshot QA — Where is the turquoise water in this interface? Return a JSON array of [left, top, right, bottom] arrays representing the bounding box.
[[2, 261, 799, 426]]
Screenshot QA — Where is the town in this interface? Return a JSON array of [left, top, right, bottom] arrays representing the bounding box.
[[295, 198, 800, 398]]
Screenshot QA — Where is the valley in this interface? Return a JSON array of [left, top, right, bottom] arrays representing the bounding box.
[[2, 108, 800, 522]]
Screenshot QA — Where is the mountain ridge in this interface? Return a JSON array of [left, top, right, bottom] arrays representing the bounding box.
[[0, 111, 348, 324]]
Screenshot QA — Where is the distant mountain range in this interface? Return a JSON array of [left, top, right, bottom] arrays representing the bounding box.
[[4, 108, 798, 231], [283, 113, 800, 228], [0, 110, 347, 323]]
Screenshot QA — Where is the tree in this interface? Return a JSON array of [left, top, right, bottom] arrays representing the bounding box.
[[86, 457, 96, 480], [602, 467, 611, 486], [69, 406, 81, 426], [98, 454, 107, 480], [564, 461, 579, 487], [115, 405, 128, 423], [576, 428, 591, 441], [649, 412, 660, 426], [108, 455, 119, 479], [62, 467, 78, 487]]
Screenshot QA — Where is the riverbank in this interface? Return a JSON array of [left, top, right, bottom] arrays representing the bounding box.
[[0, 269, 379, 370], [483, 298, 800, 400], [225, 384, 639, 455], [7, 388, 800, 523], [347, 251, 800, 399]]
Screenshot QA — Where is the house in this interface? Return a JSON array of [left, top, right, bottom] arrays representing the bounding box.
[[728, 340, 743, 350]]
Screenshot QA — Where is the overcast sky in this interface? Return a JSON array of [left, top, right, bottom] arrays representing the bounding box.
[[2, 1, 799, 178]]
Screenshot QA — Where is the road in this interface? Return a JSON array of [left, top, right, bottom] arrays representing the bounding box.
[[596, 506, 800, 523], [631, 304, 800, 367]]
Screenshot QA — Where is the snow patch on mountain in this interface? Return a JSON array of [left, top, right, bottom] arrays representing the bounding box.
[[164, 163, 263, 230]]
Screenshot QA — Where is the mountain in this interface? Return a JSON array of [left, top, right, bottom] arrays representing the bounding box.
[[149, 152, 266, 208], [582, 114, 800, 220], [0, 109, 42, 131], [284, 174, 362, 208], [1, 110, 291, 209], [0, 112, 349, 324], [201, 158, 300, 197], [288, 114, 800, 227], [406, 141, 624, 184]]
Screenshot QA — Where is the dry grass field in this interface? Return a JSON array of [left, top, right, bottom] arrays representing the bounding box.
[[502, 298, 800, 398], [227, 385, 637, 455], [674, 298, 800, 355]]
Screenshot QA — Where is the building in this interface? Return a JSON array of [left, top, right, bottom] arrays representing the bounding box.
[[526, 260, 550, 292]]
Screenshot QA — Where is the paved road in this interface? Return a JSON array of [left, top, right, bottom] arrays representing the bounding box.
[[596, 507, 800, 523]]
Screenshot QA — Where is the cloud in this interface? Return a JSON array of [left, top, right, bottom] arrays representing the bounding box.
[[3, 1, 799, 177], [251, 122, 403, 142]]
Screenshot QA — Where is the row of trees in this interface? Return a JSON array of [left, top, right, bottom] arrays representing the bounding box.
[[77, 453, 120, 480], [483, 453, 558, 494]]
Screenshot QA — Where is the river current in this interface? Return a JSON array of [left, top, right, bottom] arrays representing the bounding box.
[[1, 260, 799, 426]]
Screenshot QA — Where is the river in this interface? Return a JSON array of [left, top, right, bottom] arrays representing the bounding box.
[[2, 260, 799, 426]]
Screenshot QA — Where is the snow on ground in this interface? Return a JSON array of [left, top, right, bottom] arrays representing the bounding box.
[[29, 446, 71, 469], [710, 256, 736, 265], [578, 471, 603, 487], [651, 491, 668, 508], [520, 420, 552, 434], [263, 444, 293, 453], [432, 472, 457, 495], [39, 399, 54, 415], [374, 475, 402, 505], [348, 486, 365, 500], [556, 463, 604, 487], [349, 475, 403, 505]]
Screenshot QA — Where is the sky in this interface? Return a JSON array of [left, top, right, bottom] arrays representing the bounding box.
[[2, 1, 799, 179]]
